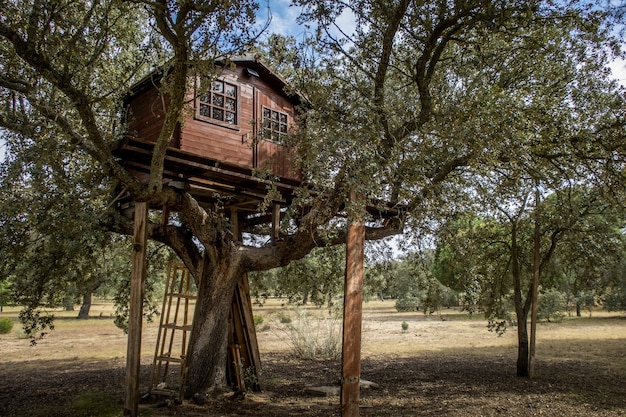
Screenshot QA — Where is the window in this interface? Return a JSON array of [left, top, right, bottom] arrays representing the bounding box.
[[198, 80, 237, 125], [262, 107, 288, 142]]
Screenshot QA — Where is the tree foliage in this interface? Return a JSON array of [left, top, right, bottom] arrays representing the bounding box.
[[1, 0, 625, 394]]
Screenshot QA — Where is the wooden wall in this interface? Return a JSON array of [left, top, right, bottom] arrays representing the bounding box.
[[125, 64, 300, 182], [126, 85, 175, 145]]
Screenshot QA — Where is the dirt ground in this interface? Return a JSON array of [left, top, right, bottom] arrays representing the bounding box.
[[1, 300, 625, 417]]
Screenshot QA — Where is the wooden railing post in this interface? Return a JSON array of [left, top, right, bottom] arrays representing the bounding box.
[[341, 191, 366, 417], [124, 201, 148, 417]]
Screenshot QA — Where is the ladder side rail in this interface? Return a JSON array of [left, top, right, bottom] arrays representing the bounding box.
[[150, 263, 175, 391], [178, 267, 192, 401], [161, 265, 185, 380]]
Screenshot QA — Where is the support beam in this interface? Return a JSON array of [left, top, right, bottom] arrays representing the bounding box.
[[230, 208, 241, 242], [271, 202, 281, 245], [124, 201, 148, 417], [341, 201, 366, 417]]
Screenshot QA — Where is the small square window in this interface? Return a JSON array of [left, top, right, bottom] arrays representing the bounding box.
[[197, 79, 238, 126], [262, 107, 289, 142]]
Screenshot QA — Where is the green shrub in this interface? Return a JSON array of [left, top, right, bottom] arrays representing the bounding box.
[[69, 392, 119, 417], [253, 315, 264, 326], [0, 318, 14, 334], [395, 296, 420, 312], [278, 312, 292, 324], [401, 321, 409, 332], [538, 289, 565, 323]]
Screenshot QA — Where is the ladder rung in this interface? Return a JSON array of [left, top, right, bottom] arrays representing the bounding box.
[[164, 292, 197, 299], [156, 355, 185, 363], [161, 323, 192, 331]]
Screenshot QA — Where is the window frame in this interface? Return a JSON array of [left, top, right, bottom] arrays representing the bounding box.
[[261, 106, 289, 143], [195, 78, 240, 129]]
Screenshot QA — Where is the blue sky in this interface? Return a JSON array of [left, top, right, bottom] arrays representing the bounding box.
[[261, 0, 626, 86], [262, 0, 307, 38], [261, 0, 358, 42]]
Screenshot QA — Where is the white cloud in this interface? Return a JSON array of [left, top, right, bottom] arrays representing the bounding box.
[[608, 57, 626, 87]]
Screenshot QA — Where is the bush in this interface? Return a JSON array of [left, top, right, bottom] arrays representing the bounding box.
[[278, 312, 292, 324], [0, 318, 14, 334], [284, 309, 341, 360], [401, 321, 409, 332], [253, 315, 264, 326], [395, 296, 420, 312], [538, 289, 565, 322]]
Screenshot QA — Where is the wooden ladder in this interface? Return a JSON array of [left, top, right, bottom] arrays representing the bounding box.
[[149, 262, 196, 401], [149, 263, 262, 399]]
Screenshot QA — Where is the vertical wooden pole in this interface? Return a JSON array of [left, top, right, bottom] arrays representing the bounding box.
[[341, 193, 365, 417], [271, 203, 281, 245], [124, 201, 148, 417], [230, 208, 241, 242], [529, 186, 541, 377]]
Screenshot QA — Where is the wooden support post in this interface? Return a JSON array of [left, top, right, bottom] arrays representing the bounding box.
[[231, 208, 241, 242], [271, 203, 281, 245], [341, 199, 366, 417], [124, 201, 148, 417]]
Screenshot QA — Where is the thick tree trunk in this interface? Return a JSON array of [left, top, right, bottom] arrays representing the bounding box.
[[511, 219, 532, 378], [185, 250, 242, 397], [516, 310, 530, 377], [77, 293, 92, 319]]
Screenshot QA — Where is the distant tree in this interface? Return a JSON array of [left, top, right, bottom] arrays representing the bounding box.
[[434, 184, 625, 376], [603, 243, 626, 312], [250, 246, 345, 308], [249, 243, 393, 307], [537, 289, 566, 322]]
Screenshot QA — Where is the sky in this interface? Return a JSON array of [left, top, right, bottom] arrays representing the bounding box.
[[262, 0, 626, 86], [608, 57, 626, 85]]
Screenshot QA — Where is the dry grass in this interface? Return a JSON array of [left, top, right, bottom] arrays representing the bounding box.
[[0, 299, 625, 416]]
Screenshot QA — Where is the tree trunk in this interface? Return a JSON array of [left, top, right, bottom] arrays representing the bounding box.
[[576, 302, 582, 317], [185, 250, 242, 397], [516, 304, 530, 377], [77, 293, 92, 319], [510, 219, 531, 378]]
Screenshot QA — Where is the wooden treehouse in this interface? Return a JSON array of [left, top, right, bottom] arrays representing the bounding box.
[[116, 55, 399, 416], [118, 55, 303, 226]]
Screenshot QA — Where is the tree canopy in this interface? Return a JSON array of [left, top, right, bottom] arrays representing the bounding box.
[[1, 0, 625, 395]]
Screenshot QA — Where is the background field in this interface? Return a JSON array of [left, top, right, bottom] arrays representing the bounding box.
[[1, 300, 625, 416]]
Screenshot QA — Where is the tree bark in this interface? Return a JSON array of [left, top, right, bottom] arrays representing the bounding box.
[[511, 217, 532, 378], [516, 316, 530, 377], [78, 293, 92, 319], [185, 248, 242, 397]]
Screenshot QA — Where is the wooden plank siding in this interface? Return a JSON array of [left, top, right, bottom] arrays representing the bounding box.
[[125, 85, 173, 146], [180, 67, 254, 168], [254, 86, 299, 180], [124, 62, 301, 183]]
